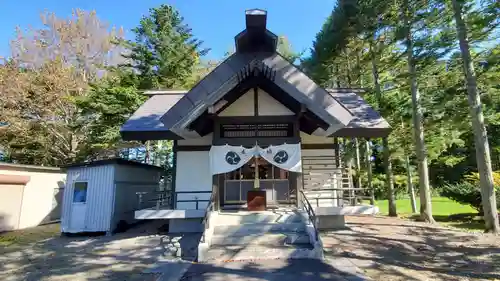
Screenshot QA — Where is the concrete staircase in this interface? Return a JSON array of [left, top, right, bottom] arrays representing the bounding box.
[[198, 209, 323, 262]]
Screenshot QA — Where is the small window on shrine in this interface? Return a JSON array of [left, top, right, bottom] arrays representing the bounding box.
[[220, 123, 294, 138]]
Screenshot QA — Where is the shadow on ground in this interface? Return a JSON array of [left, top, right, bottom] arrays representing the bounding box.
[[0, 220, 199, 281], [182, 258, 365, 281], [406, 212, 487, 232], [321, 216, 500, 281]]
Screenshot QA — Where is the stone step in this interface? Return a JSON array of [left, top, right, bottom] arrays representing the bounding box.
[[210, 232, 311, 246], [203, 244, 317, 262], [214, 210, 305, 225], [213, 223, 307, 236]]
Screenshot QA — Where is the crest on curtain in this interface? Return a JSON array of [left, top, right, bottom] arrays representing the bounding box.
[[273, 150, 289, 164], [258, 143, 302, 173], [209, 145, 256, 175], [225, 151, 241, 165], [209, 143, 302, 175]]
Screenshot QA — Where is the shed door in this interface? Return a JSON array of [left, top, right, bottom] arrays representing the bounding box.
[[70, 182, 88, 230], [0, 184, 24, 232]]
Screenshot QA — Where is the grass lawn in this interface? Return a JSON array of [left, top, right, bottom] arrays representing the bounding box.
[[374, 197, 485, 232], [0, 223, 60, 253]]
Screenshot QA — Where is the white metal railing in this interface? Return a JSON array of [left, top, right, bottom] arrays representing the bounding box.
[[136, 190, 172, 210], [303, 168, 373, 207]]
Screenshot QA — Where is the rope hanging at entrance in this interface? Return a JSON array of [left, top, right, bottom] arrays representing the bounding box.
[[208, 143, 302, 175]]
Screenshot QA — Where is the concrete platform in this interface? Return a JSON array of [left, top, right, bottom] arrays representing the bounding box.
[[135, 208, 205, 220], [314, 205, 379, 216]]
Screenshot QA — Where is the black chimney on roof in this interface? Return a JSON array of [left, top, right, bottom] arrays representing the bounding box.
[[245, 9, 267, 30], [235, 9, 277, 53]]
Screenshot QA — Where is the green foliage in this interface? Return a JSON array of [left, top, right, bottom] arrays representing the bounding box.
[[303, 0, 500, 189], [276, 36, 303, 63], [464, 171, 500, 187], [440, 181, 500, 212], [365, 172, 418, 199], [123, 4, 209, 90], [76, 76, 145, 158]]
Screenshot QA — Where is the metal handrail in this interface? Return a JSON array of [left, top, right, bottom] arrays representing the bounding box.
[[136, 190, 171, 210], [224, 179, 289, 182], [302, 187, 372, 207], [299, 190, 319, 242], [174, 191, 212, 209], [201, 188, 217, 243]]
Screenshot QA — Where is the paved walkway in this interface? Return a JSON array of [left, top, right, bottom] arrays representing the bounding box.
[[173, 258, 367, 281]]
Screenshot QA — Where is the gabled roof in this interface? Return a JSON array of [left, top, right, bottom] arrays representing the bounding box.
[[121, 93, 184, 141], [327, 89, 391, 138], [119, 9, 391, 141], [64, 158, 164, 170], [120, 88, 391, 140], [160, 52, 355, 139]]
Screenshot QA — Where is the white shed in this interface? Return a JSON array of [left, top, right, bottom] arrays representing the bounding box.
[[61, 159, 164, 234]]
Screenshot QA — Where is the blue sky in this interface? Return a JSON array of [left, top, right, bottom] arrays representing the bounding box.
[[0, 0, 336, 60]]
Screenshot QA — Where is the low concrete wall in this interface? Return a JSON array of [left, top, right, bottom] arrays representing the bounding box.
[[135, 209, 205, 220], [0, 163, 65, 231], [317, 215, 346, 230], [314, 205, 379, 216]]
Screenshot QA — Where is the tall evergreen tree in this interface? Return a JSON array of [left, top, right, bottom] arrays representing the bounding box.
[[124, 4, 209, 90], [450, 0, 499, 233]]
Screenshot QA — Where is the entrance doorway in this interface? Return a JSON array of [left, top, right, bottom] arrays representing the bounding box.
[[222, 157, 292, 206]]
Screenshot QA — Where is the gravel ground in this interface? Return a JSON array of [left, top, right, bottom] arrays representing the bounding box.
[[0, 221, 200, 281], [1, 216, 498, 281], [322, 216, 500, 281]]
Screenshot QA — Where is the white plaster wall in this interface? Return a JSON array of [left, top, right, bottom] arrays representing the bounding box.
[[177, 133, 212, 146], [218, 89, 254, 116], [175, 151, 212, 210], [218, 88, 295, 117], [257, 89, 294, 116], [0, 168, 66, 229]]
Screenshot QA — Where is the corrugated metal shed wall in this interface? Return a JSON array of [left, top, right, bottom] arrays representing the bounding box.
[[111, 165, 161, 231], [61, 165, 115, 232]]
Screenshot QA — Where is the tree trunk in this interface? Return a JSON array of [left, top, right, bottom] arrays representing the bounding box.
[[365, 139, 375, 205], [403, 0, 435, 223], [451, 0, 499, 233], [406, 155, 418, 213], [383, 137, 397, 216], [402, 119, 417, 213], [370, 44, 396, 216], [335, 64, 341, 88], [354, 138, 362, 189], [145, 141, 151, 164]]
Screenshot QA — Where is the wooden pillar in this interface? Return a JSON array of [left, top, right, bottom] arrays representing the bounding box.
[[383, 137, 397, 216], [171, 140, 178, 208]]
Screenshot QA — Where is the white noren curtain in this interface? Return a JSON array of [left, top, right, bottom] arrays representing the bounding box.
[[258, 143, 302, 173], [208, 143, 302, 175]]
